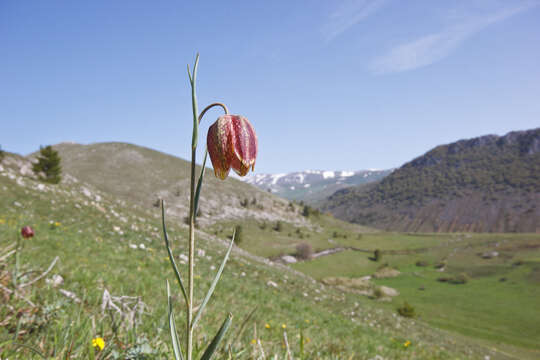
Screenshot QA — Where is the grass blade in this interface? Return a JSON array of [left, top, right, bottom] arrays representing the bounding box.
[[193, 149, 208, 218], [192, 230, 235, 329], [162, 200, 188, 305], [167, 280, 185, 360], [228, 306, 257, 350], [200, 313, 232, 360], [0, 340, 47, 359]]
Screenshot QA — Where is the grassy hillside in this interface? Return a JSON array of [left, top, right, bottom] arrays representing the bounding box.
[[45, 142, 308, 228], [0, 153, 513, 359], [323, 128, 540, 233]]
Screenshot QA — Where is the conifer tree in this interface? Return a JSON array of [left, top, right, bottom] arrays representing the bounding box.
[[32, 145, 62, 184], [0, 145, 4, 163]]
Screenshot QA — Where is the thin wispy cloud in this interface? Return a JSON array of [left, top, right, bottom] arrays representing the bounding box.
[[322, 0, 388, 42], [370, 2, 538, 74]]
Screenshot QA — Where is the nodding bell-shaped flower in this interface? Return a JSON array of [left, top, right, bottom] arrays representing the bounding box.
[[207, 115, 258, 180], [21, 226, 34, 238]]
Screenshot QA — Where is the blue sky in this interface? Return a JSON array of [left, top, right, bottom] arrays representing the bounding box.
[[1, 0, 539, 173]]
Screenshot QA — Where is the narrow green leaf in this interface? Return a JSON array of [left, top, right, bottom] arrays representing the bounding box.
[[187, 64, 193, 83], [193, 149, 208, 217], [88, 338, 95, 360], [200, 313, 233, 360], [228, 306, 257, 350], [0, 341, 47, 359], [162, 200, 188, 305], [191, 54, 200, 150], [192, 231, 235, 329], [167, 280, 185, 360]]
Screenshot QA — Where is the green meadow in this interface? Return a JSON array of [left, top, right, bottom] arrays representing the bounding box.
[[0, 157, 538, 359]]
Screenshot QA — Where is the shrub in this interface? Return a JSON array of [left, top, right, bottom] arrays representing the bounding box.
[[434, 260, 447, 269], [397, 302, 416, 318], [0, 145, 4, 162], [449, 273, 469, 284], [415, 260, 429, 267], [438, 273, 469, 284], [234, 225, 243, 244], [32, 145, 62, 184], [259, 221, 267, 230], [295, 242, 313, 260], [374, 249, 382, 262], [373, 286, 384, 299], [273, 221, 283, 232], [240, 198, 249, 207]]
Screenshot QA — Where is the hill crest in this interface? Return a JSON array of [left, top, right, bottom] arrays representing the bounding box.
[[322, 128, 540, 233]]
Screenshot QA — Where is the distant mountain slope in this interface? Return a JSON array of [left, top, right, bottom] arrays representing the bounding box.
[[242, 169, 391, 204], [323, 128, 540, 233], [33, 142, 307, 226]]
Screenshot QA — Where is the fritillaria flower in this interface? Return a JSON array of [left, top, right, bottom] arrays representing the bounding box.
[[207, 115, 258, 180], [21, 226, 34, 238]]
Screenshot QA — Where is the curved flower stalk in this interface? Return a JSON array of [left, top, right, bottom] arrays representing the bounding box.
[[162, 54, 258, 360]]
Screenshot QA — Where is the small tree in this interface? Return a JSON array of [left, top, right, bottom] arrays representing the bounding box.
[[32, 145, 62, 184], [374, 249, 382, 262], [302, 205, 311, 217], [234, 224, 243, 244], [0, 145, 4, 163], [273, 221, 283, 232]]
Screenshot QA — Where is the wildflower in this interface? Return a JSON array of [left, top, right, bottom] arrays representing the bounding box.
[[251, 339, 257, 344], [0, 218, 5, 224], [21, 226, 34, 238], [305, 319, 310, 324], [281, 324, 286, 329], [55, 221, 61, 227], [265, 323, 271, 329], [92, 337, 105, 350], [207, 115, 258, 180], [404, 340, 411, 348]]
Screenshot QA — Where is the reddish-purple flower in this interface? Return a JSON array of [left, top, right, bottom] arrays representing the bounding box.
[[207, 115, 258, 180], [21, 226, 34, 238]]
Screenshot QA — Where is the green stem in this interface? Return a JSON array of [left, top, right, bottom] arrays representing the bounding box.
[[186, 55, 229, 360], [198, 103, 229, 123]]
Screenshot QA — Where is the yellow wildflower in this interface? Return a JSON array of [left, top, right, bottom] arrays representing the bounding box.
[[305, 319, 310, 324], [404, 340, 411, 348], [265, 323, 271, 329], [251, 339, 257, 344], [281, 324, 286, 329], [0, 218, 5, 224], [92, 337, 105, 350], [55, 222, 61, 227]]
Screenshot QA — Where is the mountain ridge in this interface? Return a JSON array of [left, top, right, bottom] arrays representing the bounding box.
[[322, 128, 540, 233], [241, 169, 392, 204]]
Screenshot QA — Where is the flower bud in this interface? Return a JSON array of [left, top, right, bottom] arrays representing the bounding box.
[[21, 226, 34, 238], [207, 115, 258, 180]]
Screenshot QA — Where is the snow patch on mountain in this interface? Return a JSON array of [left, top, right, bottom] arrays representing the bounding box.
[[322, 171, 335, 179], [271, 173, 286, 185]]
